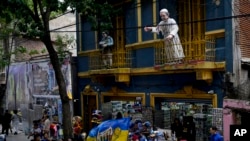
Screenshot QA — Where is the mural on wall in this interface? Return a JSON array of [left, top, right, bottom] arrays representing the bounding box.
[[6, 56, 72, 112], [31, 57, 71, 96], [6, 63, 30, 110]]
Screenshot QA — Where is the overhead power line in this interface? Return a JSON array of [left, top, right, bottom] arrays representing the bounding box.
[[49, 13, 250, 33]]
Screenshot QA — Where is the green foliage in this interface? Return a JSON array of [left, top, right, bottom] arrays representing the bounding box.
[[0, 48, 10, 68], [14, 46, 27, 54], [1, 0, 119, 37], [50, 11, 63, 19], [54, 34, 74, 63], [0, 0, 65, 39], [0, 1, 118, 139], [28, 49, 40, 56], [65, 0, 121, 31], [41, 48, 47, 54]]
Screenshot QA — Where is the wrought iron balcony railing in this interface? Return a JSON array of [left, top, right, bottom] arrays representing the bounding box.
[[88, 35, 215, 70], [89, 49, 132, 70], [155, 35, 215, 65]]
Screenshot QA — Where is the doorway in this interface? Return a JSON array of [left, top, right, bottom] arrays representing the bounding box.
[[83, 95, 97, 133]]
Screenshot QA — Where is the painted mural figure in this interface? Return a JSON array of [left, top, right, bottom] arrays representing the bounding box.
[[99, 31, 114, 69], [144, 8, 185, 64], [47, 62, 55, 94]]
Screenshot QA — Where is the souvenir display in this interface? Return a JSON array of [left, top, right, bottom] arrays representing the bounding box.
[[159, 102, 222, 141], [211, 108, 223, 131]]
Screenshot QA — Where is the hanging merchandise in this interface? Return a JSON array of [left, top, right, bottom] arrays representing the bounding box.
[[211, 108, 223, 132], [193, 113, 212, 141], [157, 101, 219, 141]]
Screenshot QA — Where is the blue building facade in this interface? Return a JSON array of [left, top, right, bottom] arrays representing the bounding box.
[[76, 0, 234, 135]]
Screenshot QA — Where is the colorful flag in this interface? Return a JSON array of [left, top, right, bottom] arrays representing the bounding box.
[[87, 117, 131, 141]]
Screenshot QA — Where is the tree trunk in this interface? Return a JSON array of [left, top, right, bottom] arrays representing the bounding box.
[[41, 33, 73, 140]]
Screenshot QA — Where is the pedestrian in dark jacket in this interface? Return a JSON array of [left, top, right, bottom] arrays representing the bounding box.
[[1, 110, 12, 136], [171, 118, 183, 141]]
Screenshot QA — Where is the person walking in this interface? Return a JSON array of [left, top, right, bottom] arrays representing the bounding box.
[[144, 8, 185, 65], [11, 110, 20, 135], [1, 110, 12, 136]]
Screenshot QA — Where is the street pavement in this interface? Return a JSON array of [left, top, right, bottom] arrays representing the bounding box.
[[1, 123, 29, 141], [5, 132, 28, 141]]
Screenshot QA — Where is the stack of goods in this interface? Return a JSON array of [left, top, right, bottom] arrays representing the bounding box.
[[130, 113, 143, 122], [192, 104, 214, 141], [141, 107, 153, 124], [193, 113, 210, 141], [211, 108, 223, 131], [170, 109, 181, 124], [101, 102, 112, 120], [163, 109, 171, 129], [111, 101, 122, 112], [111, 101, 123, 119], [160, 102, 171, 129], [153, 110, 164, 128]]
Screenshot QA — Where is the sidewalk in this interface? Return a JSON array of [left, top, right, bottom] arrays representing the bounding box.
[[1, 122, 29, 141], [5, 132, 28, 141]]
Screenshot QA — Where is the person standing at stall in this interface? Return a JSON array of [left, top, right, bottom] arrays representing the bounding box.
[[171, 118, 183, 141]]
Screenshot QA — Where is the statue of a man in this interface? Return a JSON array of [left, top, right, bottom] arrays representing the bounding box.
[[144, 8, 185, 65], [99, 31, 114, 68]]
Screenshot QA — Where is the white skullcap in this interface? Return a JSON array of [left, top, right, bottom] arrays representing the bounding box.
[[160, 8, 169, 15]]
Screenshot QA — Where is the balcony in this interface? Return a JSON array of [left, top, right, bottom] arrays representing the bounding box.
[[154, 35, 216, 66], [78, 34, 225, 83], [89, 49, 132, 70]]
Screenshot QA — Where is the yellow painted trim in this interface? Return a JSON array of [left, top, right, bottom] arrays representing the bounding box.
[[101, 92, 146, 106], [150, 93, 217, 108], [212, 94, 217, 108], [205, 29, 225, 38], [160, 61, 226, 70], [137, 0, 142, 42], [78, 49, 100, 56], [131, 67, 195, 75], [196, 70, 213, 80], [78, 61, 226, 78], [78, 72, 90, 78], [125, 39, 162, 49], [115, 74, 130, 82], [78, 14, 82, 52], [89, 68, 131, 75], [152, 0, 157, 40]]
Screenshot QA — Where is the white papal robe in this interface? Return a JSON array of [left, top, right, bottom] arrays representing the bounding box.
[[152, 18, 185, 63]]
